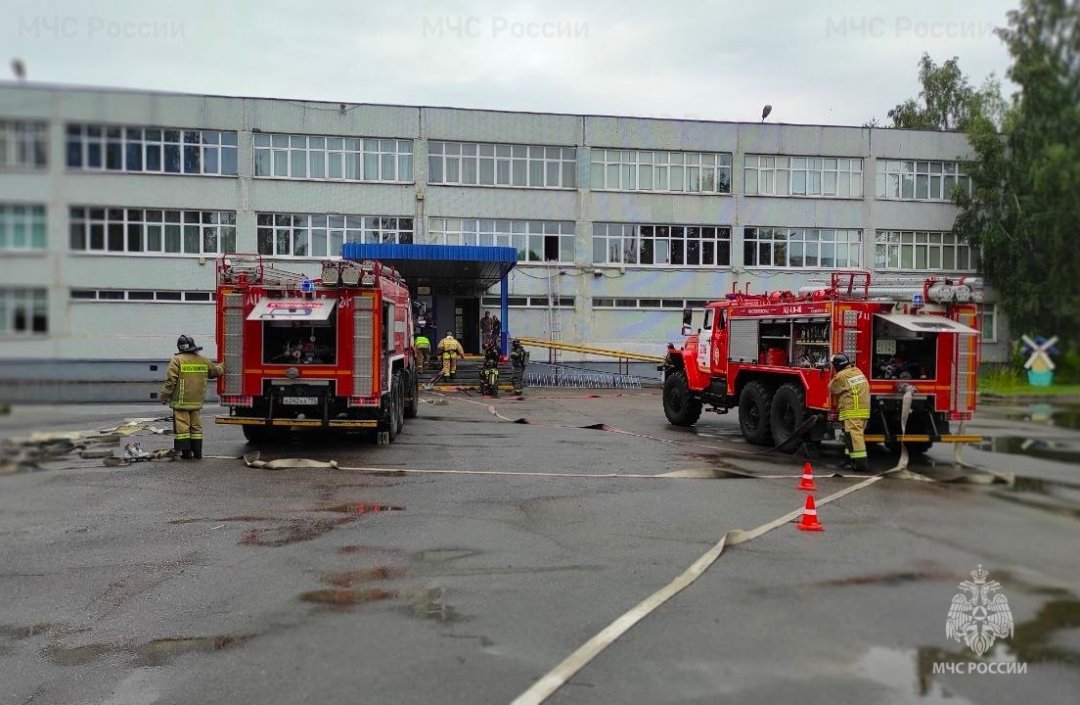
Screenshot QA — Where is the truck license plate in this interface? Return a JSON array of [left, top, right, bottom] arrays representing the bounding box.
[[281, 396, 318, 405]]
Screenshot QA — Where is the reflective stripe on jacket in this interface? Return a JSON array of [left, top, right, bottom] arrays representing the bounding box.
[[829, 366, 870, 420], [161, 352, 224, 410]]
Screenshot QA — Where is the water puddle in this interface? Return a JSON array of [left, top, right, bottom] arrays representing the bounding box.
[[43, 634, 254, 667], [976, 436, 1080, 465], [297, 588, 397, 607], [399, 587, 462, 623], [240, 517, 354, 547], [320, 566, 409, 587]]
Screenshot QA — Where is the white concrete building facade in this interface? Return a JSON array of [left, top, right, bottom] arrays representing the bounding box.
[[0, 83, 1003, 399]]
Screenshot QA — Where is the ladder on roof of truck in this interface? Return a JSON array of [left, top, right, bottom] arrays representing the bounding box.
[[219, 254, 310, 289]]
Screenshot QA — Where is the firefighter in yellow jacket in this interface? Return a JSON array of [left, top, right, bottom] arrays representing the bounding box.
[[160, 335, 224, 460], [436, 330, 464, 379], [828, 353, 870, 472]]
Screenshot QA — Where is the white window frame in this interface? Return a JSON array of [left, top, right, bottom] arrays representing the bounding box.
[[256, 213, 414, 258], [744, 155, 863, 198], [68, 207, 237, 256], [874, 230, 979, 272], [428, 218, 575, 264], [875, 159, 972, 201], [743, 227, 862, 268], [0, 120, 48, 169], [65, 124, 238, 176], [980, 305, 997, 343], [591, 297, 711, 310], [253, 133, 413, 183], [428, 141, 576, 189], [0, 288, 47, 336], [0, 203, 46, 251], [591, 223, 732, 267], [589, 149, 732, 194]]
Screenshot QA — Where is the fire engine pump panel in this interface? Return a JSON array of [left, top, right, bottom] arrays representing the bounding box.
[[246, 298, 339, 366], [872, 314, 936, 381], [754, 319, 832, 369]]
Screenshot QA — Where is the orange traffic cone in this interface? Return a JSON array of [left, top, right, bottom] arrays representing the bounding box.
[[796, 494, 825, 532], [797, 462, 817, 492]]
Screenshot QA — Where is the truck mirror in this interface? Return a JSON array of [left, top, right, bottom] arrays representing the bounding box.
[[680, 307, 694, 336]]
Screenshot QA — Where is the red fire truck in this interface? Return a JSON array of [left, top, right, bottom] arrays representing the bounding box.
[[213, 255, 418, 444], [661, 271, 982, 454]]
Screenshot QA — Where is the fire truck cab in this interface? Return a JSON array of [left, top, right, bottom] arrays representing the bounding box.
[[214, 255, 418, 444], [662, 271, 982, 454]]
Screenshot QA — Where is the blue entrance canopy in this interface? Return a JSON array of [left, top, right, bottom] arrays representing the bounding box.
[[341, 243, 517, 295]]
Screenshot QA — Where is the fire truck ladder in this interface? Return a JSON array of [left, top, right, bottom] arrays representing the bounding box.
[[219, 254, 310, 289]]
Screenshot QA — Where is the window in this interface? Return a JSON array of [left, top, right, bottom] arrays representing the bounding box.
[[0, 288, 47, 335], [875, 160, 972, 201], [590, 297, 708, 310], [65, 124, 238, 176], [428, 218, 575, 264], [980, 305, 997, 342], [480, 296, 575, 308], [429, 141, 575, 189], [874, 231, 979, 271], [0, 120, 47, 168], [69, 207, 237, 255], [744, 227, 862, 268], [253, 133, 413, 182], [590, 149, 732, 194], [256, 214, 413, 257], [0, 204, 46, 250], [69, 289, 216, 303], [592, 223, 731, 267], [744, 155, 863, 198]]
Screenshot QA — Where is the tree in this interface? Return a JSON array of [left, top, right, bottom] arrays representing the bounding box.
[[887, 54, 1005, 131], [953, 0, 1080, 346]]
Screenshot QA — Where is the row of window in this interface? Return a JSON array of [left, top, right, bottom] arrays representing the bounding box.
[[69, 208, 237, 255], [479, 296, 576, 308], [35, 205, 981, 272], [6, 120, 971, 201], [65, 125, 238, 176], [70, 289, 215, 303], [253, 134, 412, 182]]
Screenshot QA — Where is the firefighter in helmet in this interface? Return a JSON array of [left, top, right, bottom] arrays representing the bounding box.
[[437, 330, 464, 379], [510, 338, 529, 395], [160, 335, 224, 460], [828, 353, 870, 472]]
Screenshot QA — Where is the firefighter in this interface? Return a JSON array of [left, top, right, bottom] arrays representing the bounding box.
[[828, 353, 870, 472], [437, 330, 464, 379], [160, 335, 224, 460], [510, 338, 529, 395], [415, 333, 431, 372], [479, 340, 501, 396]]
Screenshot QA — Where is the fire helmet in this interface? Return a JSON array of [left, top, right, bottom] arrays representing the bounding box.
[[830, 353, 851, 372], [512, 338, 522, 347], [177, 335, 202, 353]]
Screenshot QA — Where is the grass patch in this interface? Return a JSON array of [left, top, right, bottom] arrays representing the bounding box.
[[978, 367, 1080, 397]]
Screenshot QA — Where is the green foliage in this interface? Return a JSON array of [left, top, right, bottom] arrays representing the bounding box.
[[887, 54, 1005, 131], [954, 0, 1080, 348]]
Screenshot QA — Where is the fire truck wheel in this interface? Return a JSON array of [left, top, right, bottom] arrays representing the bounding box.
[[738, 380, 774, 446], [404, 369, 420, 419], [663, 370, 702, 426], [769, 383, 806, 450]]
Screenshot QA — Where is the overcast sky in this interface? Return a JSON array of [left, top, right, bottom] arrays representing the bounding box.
[[6, 0, 1017, 125]]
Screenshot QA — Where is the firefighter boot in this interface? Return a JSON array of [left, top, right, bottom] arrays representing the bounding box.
[[191, 439, 203, 460], [174, 438, 191, 460]]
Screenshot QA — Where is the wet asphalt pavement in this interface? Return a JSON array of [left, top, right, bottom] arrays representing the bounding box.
[[1, 391, 1078, 705]]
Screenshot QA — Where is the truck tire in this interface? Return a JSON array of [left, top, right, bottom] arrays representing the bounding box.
[[769, 382, 807, 450], [663, 370, 702, 426], [404, 368, 420, 419], [242, 425, 274, 445], [738, 380, 774, 446]]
